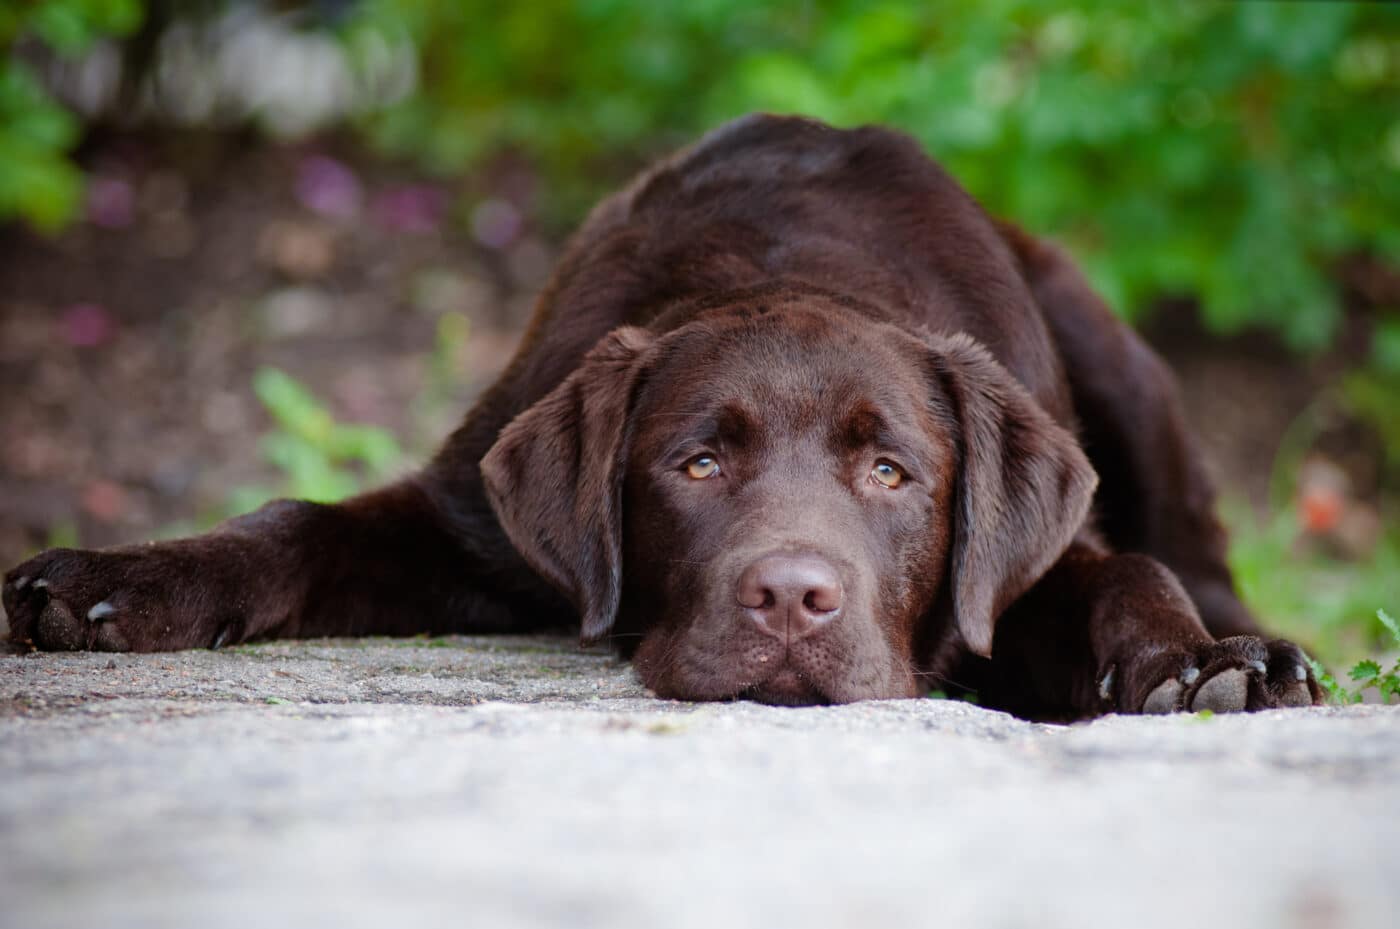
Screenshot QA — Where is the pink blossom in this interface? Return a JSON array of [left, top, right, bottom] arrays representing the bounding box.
[[295, 155, 363, 219], [372, 185, 448, 234], [86, 177, 134, 228], [61, 303, 116, 348], [471, 198, 522, 250]]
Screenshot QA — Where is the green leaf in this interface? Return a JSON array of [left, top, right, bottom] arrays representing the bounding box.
[[28, 4, 93, 55], [1348, 660, 1382, 684], [1377, 609, 1399, 646], [253, 368, 336, 446]]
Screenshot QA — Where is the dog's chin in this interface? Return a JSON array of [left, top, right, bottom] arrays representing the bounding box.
[[738, 667, 831, 706]]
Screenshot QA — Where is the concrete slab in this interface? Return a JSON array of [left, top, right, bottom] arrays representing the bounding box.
[[2, 636, 1397, 929]]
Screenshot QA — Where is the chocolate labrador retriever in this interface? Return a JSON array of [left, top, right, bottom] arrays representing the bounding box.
[[3, 114, 1321, 718]]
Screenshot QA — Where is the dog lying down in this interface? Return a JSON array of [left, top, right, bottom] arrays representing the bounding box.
[[3, 114, 1321, 719]]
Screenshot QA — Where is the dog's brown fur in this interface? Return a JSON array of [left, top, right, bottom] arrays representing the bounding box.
[[2, 115, 1320, 718]]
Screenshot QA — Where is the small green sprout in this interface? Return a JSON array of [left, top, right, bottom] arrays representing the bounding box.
[[1311, 609, 1400, 705]]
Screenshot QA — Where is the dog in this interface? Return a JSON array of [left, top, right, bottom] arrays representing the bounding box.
[[2, 114, 1321, 718]]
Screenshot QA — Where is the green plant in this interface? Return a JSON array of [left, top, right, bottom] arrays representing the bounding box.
[[342, 0, 1400, 350], [1309, 609, 1400, 704], [927, 689, 979, 705], [0, 0, 142, 229], [225, 366, 404, 515], [1225, 341, 1400, 664], [10, 2, 1398, 352], [1226, 499, 1400, 662]]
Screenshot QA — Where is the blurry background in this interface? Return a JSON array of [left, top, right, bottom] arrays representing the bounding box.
[[0, 0, 1396, 665]]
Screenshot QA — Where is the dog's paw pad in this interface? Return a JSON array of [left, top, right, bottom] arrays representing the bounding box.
[[1278, 682, 1314, 708], [1276, 663, 1315, 707], [37, 599, 86, 651], [1116, 635, 1322, 716], [1142, 677, 1183, 714], [1190, 668, 1250, 713], [93, 620, 130, 652]]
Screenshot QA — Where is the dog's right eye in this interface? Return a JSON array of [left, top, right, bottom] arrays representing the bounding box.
[[871, 460, 905, 488], [685, 455, 721, 480]]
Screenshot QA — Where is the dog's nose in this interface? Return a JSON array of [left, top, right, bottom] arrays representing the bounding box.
[[737, 553, 843, 638]]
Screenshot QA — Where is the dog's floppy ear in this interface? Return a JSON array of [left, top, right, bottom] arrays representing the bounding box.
[[926, 333, 1098, 657], [480, 326, 653, 644]]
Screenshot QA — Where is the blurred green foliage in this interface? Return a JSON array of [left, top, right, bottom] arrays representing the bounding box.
[[1227, 355, 1400, 663], [0, 0, 142, 229], [342, 0, 1400, 349], [1226, 500, 1399, 663], [2, 1, 1396, 351], [222, 367, 403, 515]]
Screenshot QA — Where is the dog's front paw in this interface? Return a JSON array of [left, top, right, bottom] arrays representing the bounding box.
[[3, 545, 235, 653], [1103, 636, 1322, 714]]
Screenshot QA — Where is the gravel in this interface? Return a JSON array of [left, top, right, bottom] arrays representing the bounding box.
[[2, 635, 1398, 929]]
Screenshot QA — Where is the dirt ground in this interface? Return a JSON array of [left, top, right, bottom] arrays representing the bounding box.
[[0, 131, 540, 565]]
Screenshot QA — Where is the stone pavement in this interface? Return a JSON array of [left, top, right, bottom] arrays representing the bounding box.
[[2, 635, 1397, 929]]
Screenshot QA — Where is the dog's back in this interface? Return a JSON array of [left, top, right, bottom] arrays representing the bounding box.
[[557, 114, 1069, 416]]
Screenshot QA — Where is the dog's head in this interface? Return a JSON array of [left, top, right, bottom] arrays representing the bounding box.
[[481, 290, 1096, 703]]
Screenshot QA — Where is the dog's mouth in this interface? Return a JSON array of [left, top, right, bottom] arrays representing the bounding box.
[[738, 666, 831, 706]]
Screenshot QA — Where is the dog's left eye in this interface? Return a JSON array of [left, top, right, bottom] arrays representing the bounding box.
[[871, 460, 905, 488], [685, 455, 721, 480]]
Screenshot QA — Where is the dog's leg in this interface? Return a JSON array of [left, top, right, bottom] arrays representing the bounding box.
[[3, 478, 563, 652], [999, 223, 1259, 639], [978, 541, 1322, 719], [2, 256, 615, 655]]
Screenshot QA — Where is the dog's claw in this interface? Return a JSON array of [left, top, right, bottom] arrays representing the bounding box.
[[32, 578, 49, 589], [87, 601, 116, 622], [1098, 666, 1115, 702], [11, 575, 30, 590], [1181, 666, 1200, 685], [1247, 660, 1267, 675]]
